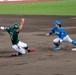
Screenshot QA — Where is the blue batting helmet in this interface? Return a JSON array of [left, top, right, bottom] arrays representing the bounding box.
[[54, 20, 61, 25]]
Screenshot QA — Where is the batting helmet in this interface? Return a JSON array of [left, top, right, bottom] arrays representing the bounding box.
[[13, 23, 19, 29], [54, 20, 61, 25]]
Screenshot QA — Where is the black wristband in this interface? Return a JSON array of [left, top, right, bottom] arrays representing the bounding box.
[[49, 32, 52, 35]]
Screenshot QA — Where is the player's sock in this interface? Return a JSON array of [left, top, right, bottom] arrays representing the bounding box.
[[24, 46, 30, 52], [24, 46, 29, 50], [18, 52, 23, 56], [72, 40, 76, 45], [54, 43, 60, 47]]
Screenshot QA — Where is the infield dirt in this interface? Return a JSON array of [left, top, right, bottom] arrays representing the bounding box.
[[0, 15, 76, 75]]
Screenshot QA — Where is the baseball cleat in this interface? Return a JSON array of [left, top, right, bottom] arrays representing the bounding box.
[[11, 54, 18, 56], [54, 46, 60, 51], [11, 53, 23, 56], [28, 48, 35, 52]]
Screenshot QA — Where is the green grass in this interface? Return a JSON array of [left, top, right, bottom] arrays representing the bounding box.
[[0, 0, 76, 15]]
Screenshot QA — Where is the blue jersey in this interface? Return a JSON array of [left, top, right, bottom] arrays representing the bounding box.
[[50, 27, 67, 40]]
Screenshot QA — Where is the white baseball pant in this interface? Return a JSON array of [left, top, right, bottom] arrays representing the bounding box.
[[12, 41, 28, 54], [53, 35, 73, 43]]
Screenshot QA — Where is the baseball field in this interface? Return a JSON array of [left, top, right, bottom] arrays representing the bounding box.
[[0, 0, 76, 75]]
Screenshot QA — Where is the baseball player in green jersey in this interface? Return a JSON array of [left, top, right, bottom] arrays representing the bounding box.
[[0, 18, 35, 56]]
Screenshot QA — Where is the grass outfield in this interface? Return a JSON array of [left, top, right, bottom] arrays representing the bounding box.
[[0, 0, 76, 16]]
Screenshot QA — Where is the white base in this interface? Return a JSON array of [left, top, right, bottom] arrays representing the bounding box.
[[71, 48, 76, 51]]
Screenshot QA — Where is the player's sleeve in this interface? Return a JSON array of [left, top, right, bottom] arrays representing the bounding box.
[[49, 28, 55, 35], [6, 28, 11, 33]]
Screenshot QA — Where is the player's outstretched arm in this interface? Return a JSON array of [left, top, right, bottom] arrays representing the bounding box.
[[46, 29, 54, 36], [19, 18, 25, 31]]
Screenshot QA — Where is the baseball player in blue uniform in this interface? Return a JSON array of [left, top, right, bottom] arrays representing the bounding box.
[[46, 20, 76, 51], [0, 18, 35, 56]]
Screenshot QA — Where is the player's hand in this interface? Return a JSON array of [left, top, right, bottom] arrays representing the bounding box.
[[21, 18, 25, 25], [46, 33, 50, 36], [0, 26, 5, 30]]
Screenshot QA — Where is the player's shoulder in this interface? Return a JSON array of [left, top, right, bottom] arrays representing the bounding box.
[[6, 27, 12, 31], [60, 27, 65, 32], [51, 27, 56, 30], [6, 27, 12, 30], [6, 27, 13, 32], [60, 27, 64, 30]]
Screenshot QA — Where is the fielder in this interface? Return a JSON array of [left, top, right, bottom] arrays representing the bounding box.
[[46, 20, 76, 51], [0, 18, 35, 56]]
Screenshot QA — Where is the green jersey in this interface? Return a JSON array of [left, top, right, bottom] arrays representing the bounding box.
[[6, 28, 19, 45]]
